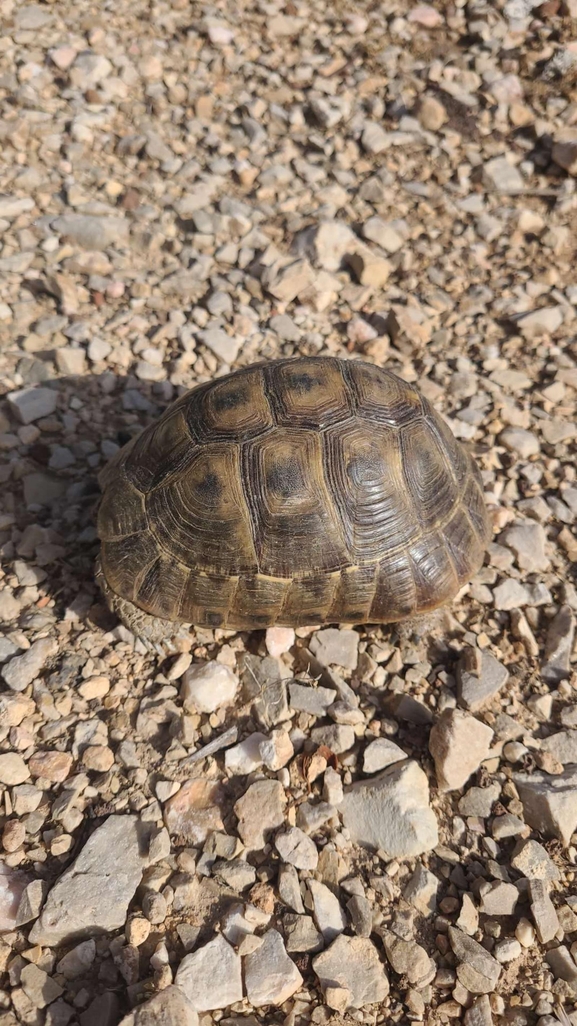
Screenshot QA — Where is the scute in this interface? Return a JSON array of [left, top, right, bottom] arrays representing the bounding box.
[[323, 419, 416, 563], [194, 366, 274, 441], [244, 428, 349, 577], [267, 356, 351, 428], [98, 356, 491, 630], [147, 442, 257, 574]]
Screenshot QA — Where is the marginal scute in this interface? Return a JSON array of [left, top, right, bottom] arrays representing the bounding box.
[[97, 475, 147, 541], [97, 357, 491, 629]]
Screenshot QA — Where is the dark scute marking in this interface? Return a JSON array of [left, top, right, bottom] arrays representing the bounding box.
[[266, 459, 305, 499], [346, 453, 380, 487], [346, 611, 364, 622], [205, 611, 224, 627], [285, 372, 319, 393], [210, 387, 247, 413], [195, 472, 222, 503]]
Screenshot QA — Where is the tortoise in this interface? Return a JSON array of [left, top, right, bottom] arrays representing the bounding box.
[[97, 356, 490, 642]]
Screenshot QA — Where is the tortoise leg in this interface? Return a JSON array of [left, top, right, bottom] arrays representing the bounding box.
[[95, 558, 190, 651]]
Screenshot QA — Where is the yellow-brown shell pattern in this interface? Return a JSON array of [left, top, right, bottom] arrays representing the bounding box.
[[98, 357, 491, 629]]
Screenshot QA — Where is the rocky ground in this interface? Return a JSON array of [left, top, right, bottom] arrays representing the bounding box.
[[0, 0, 577, 1023]]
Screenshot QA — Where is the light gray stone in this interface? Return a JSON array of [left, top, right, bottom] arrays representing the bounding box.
[[403, 865, 438, 915], [52, 214, 129, 249], [514, 768, 577, 846], [541, 606, 575, 684], [501, 520, 549, 572], [284, 913, 324, 952], [483, 156, 524, 193], [308, 879, 347, 942], [288, 682, 337, 715], [118, 987, 199, 1026], [382, 932, 435, 986], [175, 935, 242, 1011], [341, 760, 438, 857], [275, 827, 318, 870], [449, 927, 501, 994], [313, 935, 389, 1008], [244, 929, 303, 1006], [7, 386, 57, 424], [511, 839, 560, 881], [310, 724, 355, 754], [363, 738, 407, 774], [541, 729, 577, 766], [457, 651, 509, 711], [530, 879, 559, 943], [1, 637, 58, 691], [29, 816, 147, 945], [429, 709, 493, 791], [309, 628, 359, 670]]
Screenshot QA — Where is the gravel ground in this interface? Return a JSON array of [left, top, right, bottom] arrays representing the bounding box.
[[1, 0, 577, 1024]]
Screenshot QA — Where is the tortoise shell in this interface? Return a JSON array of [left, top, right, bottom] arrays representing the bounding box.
[[97, 357, 490, 631]]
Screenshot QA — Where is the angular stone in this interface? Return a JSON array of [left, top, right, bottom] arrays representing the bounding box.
[[313, 935, 389, 1008], [382, 932, 434, 986], [363, 738, 407, 774], [181, 661, 238, 713], [499, 427, 540, 459], [309, 628, 359, 670], [0, 863, 30, 932], [52, 214, 129, 250], [511, 839, 560, 882], [195, 328, 240, 365], [552, 128, 577, 176], [284, 913, 324, 952], [457, 651, 509, 712], [7, 386, 57, 424], [0, 753, 29, 785], [234, 779, 286, 849], [479, 882, 518, 916], [275, 827, 318, 870], [20, 964, 63, 1008], [310, 724, 355, 754], [29, 816, 147, 945], [517, 306, 564, 339], [514, 768, 577, 846], [541, 730, 577, 766], [278, 863, 304, 913], [546, 946, 577, 993], [465, 995, 494, 1026], [56, 940, 96, 980], [340, 760, 438, 857], [244, 929, 303, 1006], [224, 733, 266, 775], [164, 779, 224, 844], [118, 986, 199, 1026], [266, 259, 316, 303], [458, 784, 501, 818], [541, 606, 575, 684], [429, 709, 493, 791], [449, 927, 501, 994], [530, 879, 559, 943], [347, 893, 373, 937], [288, 682, 337, 715], [2, 637, 58, 691], [361, 122, 390, 155], [310, 221, 357, 271], [501, 521, 549, 572], [483, 156, 524, 193], [346, 246, 391, 288], [175, 935, 242, 1011], [403, 864, 438, 915], [308, 879, 347, 942]]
